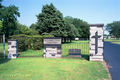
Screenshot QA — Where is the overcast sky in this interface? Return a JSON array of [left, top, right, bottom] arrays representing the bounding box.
[[2, 0, 120, 34]]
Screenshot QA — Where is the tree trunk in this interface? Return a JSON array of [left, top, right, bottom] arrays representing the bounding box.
[[64, 38, 66, 43], [70, 38, 72, 43]]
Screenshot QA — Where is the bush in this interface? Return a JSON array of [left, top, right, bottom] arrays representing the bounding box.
[[33, 35, 43, 50], [41, 32, 54, 38], [42, 35, 54, 38], [11, 34, 28, 52], [10, 34, 45, 51], [26, 36, 33, 49]]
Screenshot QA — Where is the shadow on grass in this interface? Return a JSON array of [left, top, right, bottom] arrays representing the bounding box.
[[17, 49, 43, 58], [81, 54, 89, 60], [62, 54, 89, 61], [62, 42, 74, 44], [0, 58, 10, 65]]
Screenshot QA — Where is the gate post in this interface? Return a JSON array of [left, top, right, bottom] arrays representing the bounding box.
[[89, 24, 104, 61], [8, 39, 18, 59], [3, 34, 5, 59]]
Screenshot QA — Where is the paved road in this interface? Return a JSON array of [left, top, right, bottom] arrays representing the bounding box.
[[104, 41, 120, 80]]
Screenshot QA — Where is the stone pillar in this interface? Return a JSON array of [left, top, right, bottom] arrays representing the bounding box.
[[89, 24, 104, 61], [43, 37, 62, 58], [8, 39, 18, 59]]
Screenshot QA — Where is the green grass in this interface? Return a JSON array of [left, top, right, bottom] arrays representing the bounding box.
[[104, 39, 120, 44], [0, 58, 110, 80]]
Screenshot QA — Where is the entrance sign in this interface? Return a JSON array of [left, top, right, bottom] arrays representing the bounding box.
[[43, 37, 62, 58], [89, 24, 104, 61]]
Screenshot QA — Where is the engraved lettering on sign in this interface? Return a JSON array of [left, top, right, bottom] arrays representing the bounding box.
[[44, 39, 61, 44]]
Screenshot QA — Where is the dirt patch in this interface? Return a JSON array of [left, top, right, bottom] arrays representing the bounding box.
[[102, 60, 112, 80]]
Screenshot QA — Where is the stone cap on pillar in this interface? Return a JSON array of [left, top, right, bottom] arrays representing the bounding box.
[[89, 24, 104, 27]]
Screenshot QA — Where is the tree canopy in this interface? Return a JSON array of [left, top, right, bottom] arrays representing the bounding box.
[[36, 3, 89, 38], [105, 21, 120, 38], [36, 3, 67, 37], [0, 2, 90, 39], [0, 0, 20, 37], [64, 16, 89, 38]]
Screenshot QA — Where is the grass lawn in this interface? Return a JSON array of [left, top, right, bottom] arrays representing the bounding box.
[[104, 39, 120, 44], [0, 58, 110, 80]]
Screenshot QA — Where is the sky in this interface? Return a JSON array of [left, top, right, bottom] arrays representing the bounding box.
[[1, 0, 120, 34]]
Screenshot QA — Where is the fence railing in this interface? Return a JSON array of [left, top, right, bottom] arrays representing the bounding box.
[[62, 42, 89, 57]]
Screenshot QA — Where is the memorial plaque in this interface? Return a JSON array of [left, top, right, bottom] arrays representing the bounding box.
[[68, 49, 81, 57], [43, 37, 62, 58], [69, 49, 81, 55], [44, 39, 61, 44]]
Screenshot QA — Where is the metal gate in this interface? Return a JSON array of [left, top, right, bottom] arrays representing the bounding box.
[[62, 38, 89, 60]]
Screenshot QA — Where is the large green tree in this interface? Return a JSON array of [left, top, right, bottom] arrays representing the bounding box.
[[14, 22, 39, 35], [30, 23, 37, 30], [105, 21, 120, 38], [36, 3, 67, 37], [64, 16, 89, 38], [0, 0, 20, 37], [65, 22, 79, 38]]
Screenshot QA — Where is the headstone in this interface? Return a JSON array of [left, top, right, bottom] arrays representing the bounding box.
[[75, 38, 79, 41], [68, 49, 81, 57], [89, 24, 104, 61], [8, 39, 18, 59], [43, 37, 62, 58]]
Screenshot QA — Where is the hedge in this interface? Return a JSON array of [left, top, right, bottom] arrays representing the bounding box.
[[42, 35, 54, 38], [32, 35, 43, 50], [10, 35, 44, 51], [10, 34, 55, 51], [10, 34, 28, 52]]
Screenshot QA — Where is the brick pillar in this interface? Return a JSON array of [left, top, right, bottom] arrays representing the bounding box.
[[8, 39, 18, 59]]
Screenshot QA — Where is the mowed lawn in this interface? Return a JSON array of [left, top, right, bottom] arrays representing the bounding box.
[[0, 58, 110, 80], [104, 39, 120, 44]]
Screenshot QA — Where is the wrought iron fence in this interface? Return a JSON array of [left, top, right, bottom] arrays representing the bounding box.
[[62, 41, 89, 59], [2, 38, 90, 59]]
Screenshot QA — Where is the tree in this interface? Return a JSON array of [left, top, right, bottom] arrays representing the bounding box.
[[36, 3, 67, 37], [64, 16, 89, 38], [14, 22, 39, 35], [30, 23, 37, 30], [105, 21, 120, 39], [0, 1, 20, 37], [65, 22, 79, 37]]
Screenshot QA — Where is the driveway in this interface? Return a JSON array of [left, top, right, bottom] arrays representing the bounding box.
[[104, 41, 120, 80]]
